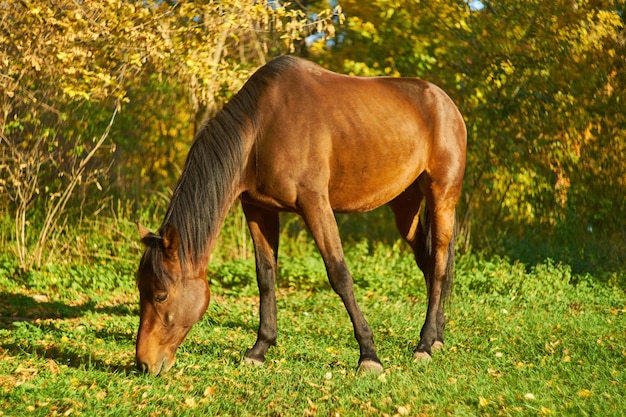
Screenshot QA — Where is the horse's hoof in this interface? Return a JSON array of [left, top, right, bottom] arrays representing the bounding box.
[[413, 350, 433, 362], [432, 340, 445, 351], [358, 359, 384, 374], [242, 356, 264, 367]]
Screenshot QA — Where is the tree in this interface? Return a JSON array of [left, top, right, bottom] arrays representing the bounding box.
[[0, 0, 340, 270], [311, 0, 625, 254]]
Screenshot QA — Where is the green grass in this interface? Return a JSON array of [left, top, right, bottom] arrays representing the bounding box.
[[1, 233, 625, 416]]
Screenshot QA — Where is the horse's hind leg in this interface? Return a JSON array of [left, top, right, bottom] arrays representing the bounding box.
[[389, 184, 445, 352], [298, 192, 383, 373], [242, 202, 280, 366], [413, 180, 459, 360], [388, 182, 428, 273]]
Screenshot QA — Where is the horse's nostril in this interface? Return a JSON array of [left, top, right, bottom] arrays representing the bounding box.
[[137, 361, 149, 374]]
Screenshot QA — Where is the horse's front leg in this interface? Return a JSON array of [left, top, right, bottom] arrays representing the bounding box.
[[241, 203, 280, 366], [299, 193, 383, 373]]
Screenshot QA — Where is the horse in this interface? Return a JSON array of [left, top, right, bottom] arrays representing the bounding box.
[[135, 55, 466, 376]]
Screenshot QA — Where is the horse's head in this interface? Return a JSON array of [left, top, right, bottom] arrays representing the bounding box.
[[135, 223, 210, 376]]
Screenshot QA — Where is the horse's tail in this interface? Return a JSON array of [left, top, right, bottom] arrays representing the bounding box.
[[418, 205, 455, 303]]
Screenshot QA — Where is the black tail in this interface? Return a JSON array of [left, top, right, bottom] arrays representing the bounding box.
[[417, 205, 455, 303]]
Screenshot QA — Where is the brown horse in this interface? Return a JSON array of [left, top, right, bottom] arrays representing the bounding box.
[[135, 56, 466, 376]]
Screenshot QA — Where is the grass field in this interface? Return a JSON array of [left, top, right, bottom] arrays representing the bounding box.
[[1, 220, 625, 416]]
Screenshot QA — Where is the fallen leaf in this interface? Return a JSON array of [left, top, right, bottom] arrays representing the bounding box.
[[524, 393, 536, 400], [47, 359, 60, 375], [305, 397, 317, 416], [397, 405, 410, 415]]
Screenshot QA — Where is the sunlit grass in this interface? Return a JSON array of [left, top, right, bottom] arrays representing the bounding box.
[[1, 242, 625, 416]]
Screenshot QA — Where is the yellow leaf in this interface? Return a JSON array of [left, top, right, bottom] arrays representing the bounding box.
[[478, 396, 490, 407], [130, 53, 143, 67], [397, 405, 410, 415], [577, 389, 593, 398], [47, 359, 60, 375], [306, 397, 317, 414], [540, 406, 554, 415]]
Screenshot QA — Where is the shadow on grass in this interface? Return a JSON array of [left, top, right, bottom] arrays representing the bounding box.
[[0, 291, 139, 375], [1, 336, 138, 375], [0, 292, 135, 328]]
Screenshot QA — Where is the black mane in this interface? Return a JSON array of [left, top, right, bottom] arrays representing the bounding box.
[[151, 56, 302, 277]]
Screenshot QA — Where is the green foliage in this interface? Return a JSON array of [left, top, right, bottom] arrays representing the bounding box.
[[210, 259, 256, 296], [457, 254, 582, 305], [313, 0, 626, 258], [277, 253, 328, 290]]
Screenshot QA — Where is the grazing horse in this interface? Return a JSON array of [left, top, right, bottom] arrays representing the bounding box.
[[135, 55, 466, 376]]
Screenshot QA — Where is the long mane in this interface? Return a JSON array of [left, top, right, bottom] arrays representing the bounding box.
[[156, 56, 302, 269]]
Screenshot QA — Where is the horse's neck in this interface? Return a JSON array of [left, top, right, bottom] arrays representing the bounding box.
[[197, 194, 239, 266], [164, 89, 262, 270]]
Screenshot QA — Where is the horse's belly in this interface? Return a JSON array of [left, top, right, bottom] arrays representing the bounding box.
[[243, 153, 423, 214], [328, 161, 423, 213]]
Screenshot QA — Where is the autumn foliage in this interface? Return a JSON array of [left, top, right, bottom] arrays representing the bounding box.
[[313, 0, 625, 257], [1, 0, 624, 270], [1, 0, 338, 269]]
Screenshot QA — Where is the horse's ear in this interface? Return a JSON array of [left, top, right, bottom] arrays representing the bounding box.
[[138, 223, 153, 245], [161, 223, 180, 259]]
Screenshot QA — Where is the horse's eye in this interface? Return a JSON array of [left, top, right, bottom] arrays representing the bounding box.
[[154, 293, 168, 303]]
